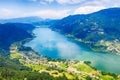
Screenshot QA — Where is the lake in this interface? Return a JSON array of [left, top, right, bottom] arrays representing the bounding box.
[[25, 27, 120, 74]]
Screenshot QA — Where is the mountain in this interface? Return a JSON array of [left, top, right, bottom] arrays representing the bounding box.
[[0, 9, 120, 79], [51, 8, 120, 54], [0, 16, 43, 24], [32, 19, 59, 26], [0, 16, 59, 26], [0, 23, 35, 53]]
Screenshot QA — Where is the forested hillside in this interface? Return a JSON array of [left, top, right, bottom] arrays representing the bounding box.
[[51, 8, 120, 54], [0, 23, 34, 53]]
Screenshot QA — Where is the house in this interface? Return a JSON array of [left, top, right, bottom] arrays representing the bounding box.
[[10, 46, 18, 53]]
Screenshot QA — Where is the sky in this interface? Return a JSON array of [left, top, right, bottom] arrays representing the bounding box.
[[0, 0, 120, 19]]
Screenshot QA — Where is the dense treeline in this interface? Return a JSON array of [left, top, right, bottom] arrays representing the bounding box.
[[0, 68, 69, 80], [0, 23, 34, 52], [0, 68, 53, 80]]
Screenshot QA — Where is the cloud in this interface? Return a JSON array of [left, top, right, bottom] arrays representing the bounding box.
[[57, 0, 85, 4], [0, 0, 120, 19], [0, 8, 70, 19], [100, 0, 120, 7], [39, 0, 54, 5], [81, 0, 120, 7], [63, 0, 119, 7], [45, 0, 54, 3], [74, 6, 105, 14], [0, 8, 15, 19], [31, 9, 70, 19], [32, 0, 55, 5], [73, 0, 120, 15]]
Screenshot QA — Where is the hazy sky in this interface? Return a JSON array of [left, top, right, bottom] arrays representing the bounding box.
[[0, 0, 120, 19]]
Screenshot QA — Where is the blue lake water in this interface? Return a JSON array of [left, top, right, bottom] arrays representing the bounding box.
[[25, 27, 120, 74]]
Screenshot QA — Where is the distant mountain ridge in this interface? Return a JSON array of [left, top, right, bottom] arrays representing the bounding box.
[[0, 16, 43, 23], [51, 8, 120, 54], [0, 16, 58, 26]]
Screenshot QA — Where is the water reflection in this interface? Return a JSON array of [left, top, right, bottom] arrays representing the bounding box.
[[25, 28, 82, 59]]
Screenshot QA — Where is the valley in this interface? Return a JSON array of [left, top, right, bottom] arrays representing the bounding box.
[[0, 7, 120, 80], [25, 27, 120, 74]]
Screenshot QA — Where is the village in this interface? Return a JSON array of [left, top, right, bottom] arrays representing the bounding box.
[[9, 44, 119, 80]]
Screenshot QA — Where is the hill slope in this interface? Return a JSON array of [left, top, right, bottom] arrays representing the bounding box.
[[51, 8, 120, 54], [0, 23, 34, 53]]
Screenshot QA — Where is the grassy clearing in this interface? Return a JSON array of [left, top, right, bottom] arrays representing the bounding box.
[[73, 63, 94, 73], [100, 75, 115, 80], [25, 64, 48, 71], [10, 53, 23, 59]]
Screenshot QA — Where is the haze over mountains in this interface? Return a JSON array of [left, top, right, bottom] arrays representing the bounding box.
[[0, 16, 58, 26], [0, 16, 43, 23]]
